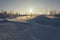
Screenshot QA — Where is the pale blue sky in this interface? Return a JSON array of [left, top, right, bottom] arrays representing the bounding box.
[[0, 0, 60, 11]]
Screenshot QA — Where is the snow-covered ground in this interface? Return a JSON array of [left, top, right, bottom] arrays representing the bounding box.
[[7, 16, 36, 22], [0, 15, 60, 40]]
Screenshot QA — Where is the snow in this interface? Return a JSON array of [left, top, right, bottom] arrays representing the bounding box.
[[0, 15, 60, 40]]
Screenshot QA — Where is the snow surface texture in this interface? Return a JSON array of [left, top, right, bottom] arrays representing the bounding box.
[[0, 15, 60, 40]]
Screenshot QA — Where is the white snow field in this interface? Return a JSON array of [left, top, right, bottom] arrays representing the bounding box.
[[0, 15, 60, 40]]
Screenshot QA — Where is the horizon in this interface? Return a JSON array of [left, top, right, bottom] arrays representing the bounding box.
[[0, 0, 60, 15]]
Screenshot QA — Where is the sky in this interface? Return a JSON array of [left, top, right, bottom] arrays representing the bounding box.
[[0, 0, 60, 13]]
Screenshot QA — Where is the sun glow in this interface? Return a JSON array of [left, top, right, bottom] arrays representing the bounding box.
[[29, 9, 33, 13]]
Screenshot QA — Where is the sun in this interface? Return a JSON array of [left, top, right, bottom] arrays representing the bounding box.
[[29, 9, 33, 13]]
